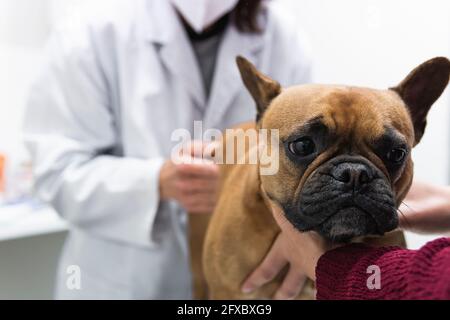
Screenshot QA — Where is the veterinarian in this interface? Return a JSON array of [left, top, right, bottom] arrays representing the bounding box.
[[23, 0, 312, 299], [242, 181, 450, 299]]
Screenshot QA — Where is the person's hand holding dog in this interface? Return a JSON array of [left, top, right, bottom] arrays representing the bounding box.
[[399, 180, 450, 235], [159, 141, 220, 214], [241, 202, 331, 299]]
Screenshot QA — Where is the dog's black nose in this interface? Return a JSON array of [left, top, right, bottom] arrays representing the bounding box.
[[330, 162, 373, 189]]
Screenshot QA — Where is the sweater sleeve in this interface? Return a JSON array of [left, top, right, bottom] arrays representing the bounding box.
[[315, 237, 450, 300]]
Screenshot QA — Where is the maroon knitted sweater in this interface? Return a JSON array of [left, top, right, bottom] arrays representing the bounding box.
[[316, 237, 450, 300]]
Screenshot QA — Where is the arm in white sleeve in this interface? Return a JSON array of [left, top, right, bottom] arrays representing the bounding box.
[[24, 26, 164, 247]]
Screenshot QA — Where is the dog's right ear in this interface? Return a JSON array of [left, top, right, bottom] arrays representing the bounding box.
[[236, 56, 281, 120]]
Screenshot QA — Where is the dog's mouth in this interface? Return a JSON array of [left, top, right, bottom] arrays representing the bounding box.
[[282, 156, 399, 243], [287, 193, 398, 243], [313, 206, 387, 243]]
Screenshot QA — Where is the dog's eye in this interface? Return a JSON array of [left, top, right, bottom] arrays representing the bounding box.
[[386, 148, 406, 164], [288, 138, 316, 157]]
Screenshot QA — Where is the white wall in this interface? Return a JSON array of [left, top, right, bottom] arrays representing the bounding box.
[[0, 0, 49, 166]]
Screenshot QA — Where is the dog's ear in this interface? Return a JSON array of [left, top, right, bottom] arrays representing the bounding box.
[[236, 56, 281, 120], [390, 57, 450, 145]]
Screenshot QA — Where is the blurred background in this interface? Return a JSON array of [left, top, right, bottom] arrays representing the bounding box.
[[0, 0, 448, 299]]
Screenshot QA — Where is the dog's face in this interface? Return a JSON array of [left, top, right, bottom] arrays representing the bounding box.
[[237, 56, 450, 242]]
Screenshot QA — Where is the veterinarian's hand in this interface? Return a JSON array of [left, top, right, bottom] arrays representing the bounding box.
[[159, 141, 220, 214], [241, 203, 330, 299], [399, 181, 450, 234]]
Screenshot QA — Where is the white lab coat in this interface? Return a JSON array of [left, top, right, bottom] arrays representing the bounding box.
[[24, 0, 312, 299]]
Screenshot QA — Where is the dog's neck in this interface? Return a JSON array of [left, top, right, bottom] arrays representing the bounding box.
[[240, 154, 280, 232]]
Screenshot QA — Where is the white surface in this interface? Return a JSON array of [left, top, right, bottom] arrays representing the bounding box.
[[0, 0, 50, 47], [0, 203, 67, 242]]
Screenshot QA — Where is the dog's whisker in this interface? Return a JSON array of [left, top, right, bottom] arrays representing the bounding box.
[[398, 202, 413, 230]]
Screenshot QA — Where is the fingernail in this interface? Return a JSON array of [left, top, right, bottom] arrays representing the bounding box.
[[241, 286, 254, 294], [274, 293, 293, 300]]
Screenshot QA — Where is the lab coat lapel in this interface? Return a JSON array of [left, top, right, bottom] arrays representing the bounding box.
[[205, 25, 264, 128], [145, 1, 206, 107]]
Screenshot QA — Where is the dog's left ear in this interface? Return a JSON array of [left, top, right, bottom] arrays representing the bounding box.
[[390, 57, 450, 145], [236, 56, 281, 121]]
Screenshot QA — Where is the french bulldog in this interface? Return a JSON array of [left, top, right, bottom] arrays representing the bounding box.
[[197, 56, 450, 299]]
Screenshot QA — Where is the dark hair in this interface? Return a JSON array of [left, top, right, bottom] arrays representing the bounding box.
[[232, 0, 265, 33]]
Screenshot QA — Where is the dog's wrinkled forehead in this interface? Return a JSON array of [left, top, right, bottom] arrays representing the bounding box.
[[261, 84, 415, 146]]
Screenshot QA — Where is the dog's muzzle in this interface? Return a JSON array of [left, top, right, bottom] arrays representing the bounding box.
[[284, 155, 398, 243]]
